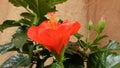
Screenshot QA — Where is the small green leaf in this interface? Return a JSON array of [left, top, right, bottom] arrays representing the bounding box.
[[92, 35, 108, 45], [103, 40, 120, 50], [9, 0, 28, 8], [96, 19, 106, 34], [90, 46, 99, 52], [18, 19, 32, 26], [0, 43, 14, 54], [0, 54, 31, 68], [12, 26, 28, 51], [88, 20, 93, 31], [74, 33, 83, 39], [22, 41, 34, 58], [20, 12, 34, 20], [22, 41, 33, 52], [77, 40, 86, 49], [0, 20, 20, 31]]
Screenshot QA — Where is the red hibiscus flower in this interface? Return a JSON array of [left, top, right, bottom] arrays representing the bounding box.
[[27, 12, 81, 54]]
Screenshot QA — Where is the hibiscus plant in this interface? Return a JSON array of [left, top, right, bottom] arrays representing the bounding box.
[[0, 0, 120, 68]]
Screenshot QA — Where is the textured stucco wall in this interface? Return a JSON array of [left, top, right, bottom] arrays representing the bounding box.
[[0, 0, 86, 65]]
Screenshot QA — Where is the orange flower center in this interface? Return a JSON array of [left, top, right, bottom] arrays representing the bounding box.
[[48, 12, 58, 29]]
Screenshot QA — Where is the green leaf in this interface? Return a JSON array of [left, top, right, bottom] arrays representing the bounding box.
[[74, 33, 83, 39], [12, 26, 28, 50], [34, 0, 54, 23], [18, 19, 32, 26], [90, 46, 99, 52], [20, 12, 34, 20], [0, 26, 29, 54], [87, 50, 120, 68], [21, 0, 56, 25], [9, 0, 67, 25], [9, 0, 28, 8], [88, 51, 105, 68], [92, 35, 108, 45], [0, 20, 20, 31], [77, 40, 86, 48], [48, 0, 67, 7], [106, 53, 120, 68], [103, 40, 120, 50], [0, 54, 31, 68], [96, 19, 106, 34], [0, 43, 14, 54], [88, 20, 93, 31], [22, 41, 34, 58], [50, 62, 64, 68]]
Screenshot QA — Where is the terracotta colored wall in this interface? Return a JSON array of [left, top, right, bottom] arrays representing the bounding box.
[[0, 0, 86, 65]]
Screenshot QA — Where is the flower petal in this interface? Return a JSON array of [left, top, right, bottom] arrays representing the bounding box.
[[27, 26, 39, 42], [37, 25, 70, 54], [27, 15, 81, 55], [63, 20, 81, 35]]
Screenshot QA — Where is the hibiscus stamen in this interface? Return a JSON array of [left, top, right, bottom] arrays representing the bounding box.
[[48, 12, 57, 29]]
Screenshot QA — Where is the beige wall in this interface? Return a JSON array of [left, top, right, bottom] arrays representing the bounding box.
[[0, 0, 86, 65]]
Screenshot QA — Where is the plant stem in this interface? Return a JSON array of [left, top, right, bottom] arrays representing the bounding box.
[[78, 40, 85, 49], [91, 33, 99, 46], [60, 47, 65, 62], [86, 31, 90, 43], [25, 7, 33, 15], [52, 47, 65, 68], [59, 47, 66, 68], [31, 12, 40, 26], [81, 30, 91, 59]]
